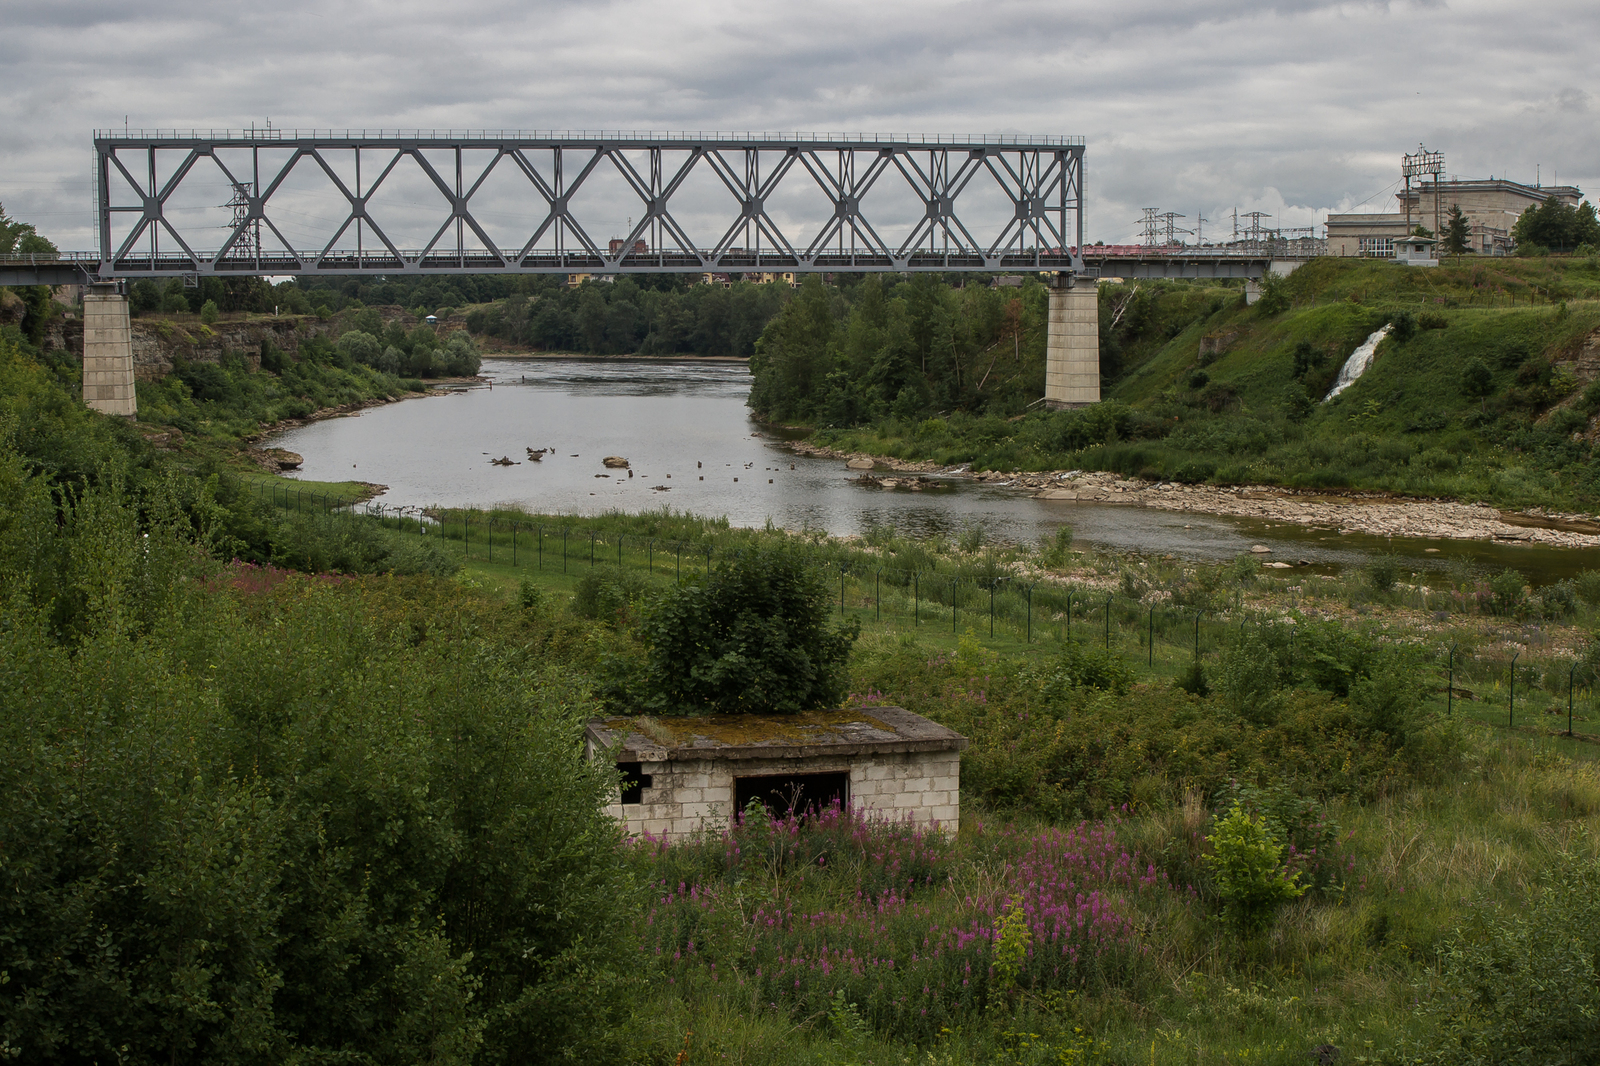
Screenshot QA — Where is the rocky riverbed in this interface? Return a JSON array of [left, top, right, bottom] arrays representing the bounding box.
[[786, 440, 1600, 549]]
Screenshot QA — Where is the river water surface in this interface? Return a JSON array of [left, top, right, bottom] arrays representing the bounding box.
[[266, 358, 1600, 584]]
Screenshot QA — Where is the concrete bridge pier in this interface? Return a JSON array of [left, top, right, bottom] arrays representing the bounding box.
[[82, 284, 136, 417], [1044, 273, 1099, 410]]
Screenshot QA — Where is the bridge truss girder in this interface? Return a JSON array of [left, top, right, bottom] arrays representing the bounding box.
[[89, 132, 1085, 279]]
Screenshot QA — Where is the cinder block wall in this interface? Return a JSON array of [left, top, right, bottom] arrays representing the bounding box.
[[600, 750, 961, 841]]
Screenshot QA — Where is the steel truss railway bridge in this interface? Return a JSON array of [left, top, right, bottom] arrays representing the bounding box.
[[0, 130, 1313, 416]]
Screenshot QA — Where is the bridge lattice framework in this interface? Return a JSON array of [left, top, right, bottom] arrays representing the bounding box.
[[79, 130, 1087, 280]]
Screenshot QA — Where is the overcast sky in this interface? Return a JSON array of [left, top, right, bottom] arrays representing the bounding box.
[[2, 0, 1594, 252]]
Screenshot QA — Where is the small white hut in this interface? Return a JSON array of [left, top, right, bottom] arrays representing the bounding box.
[[585, 706, 967, 840], [1394, 235, 1439, 266]]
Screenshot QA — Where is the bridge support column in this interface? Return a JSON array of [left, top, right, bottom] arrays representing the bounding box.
[[1244, 278, 1261, 306], [1044, 275, 1099, 410], [82, 285, 136, 417]]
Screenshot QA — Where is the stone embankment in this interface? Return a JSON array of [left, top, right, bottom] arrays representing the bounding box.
[[786, 440, 1600, 549]]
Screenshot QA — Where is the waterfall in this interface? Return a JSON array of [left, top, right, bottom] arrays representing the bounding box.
[[1323, 325, 1391, 403]]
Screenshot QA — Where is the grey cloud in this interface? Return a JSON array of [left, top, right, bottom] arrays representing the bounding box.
[[1, 0, 1595, 248]]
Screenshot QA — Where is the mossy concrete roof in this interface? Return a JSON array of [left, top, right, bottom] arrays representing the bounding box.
[[586, 706, 968, 762]]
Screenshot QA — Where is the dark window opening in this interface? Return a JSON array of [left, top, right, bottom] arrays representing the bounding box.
[[734, 771, 849, 822], [617, 761, 652, 805]]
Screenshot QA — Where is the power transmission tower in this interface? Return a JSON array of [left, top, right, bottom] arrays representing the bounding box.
[[1138, 208, 1162, 246], [1156, 211, 1190, 245], [1240, 211, 1273, 248], [1194, 213, 1208, 245]]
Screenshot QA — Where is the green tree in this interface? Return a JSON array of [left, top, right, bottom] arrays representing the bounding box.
[[1513, 196, 1600, 253], [636, 544, 860, 715], [199, 298, 220, 324], [0, 202, 58, 258], [1442, 204, 1472, 256], [1461, 358, 1494, 399]]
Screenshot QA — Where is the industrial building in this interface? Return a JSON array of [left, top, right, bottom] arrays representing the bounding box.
[[1327, 176, 1581, 258]]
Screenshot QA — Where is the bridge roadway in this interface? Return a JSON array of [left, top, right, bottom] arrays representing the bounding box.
[[0, 247, 1305, 287]]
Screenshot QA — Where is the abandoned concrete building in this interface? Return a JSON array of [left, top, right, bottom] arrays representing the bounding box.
[[1326, 178, 1582, 258], [585, 706, 968, 841]]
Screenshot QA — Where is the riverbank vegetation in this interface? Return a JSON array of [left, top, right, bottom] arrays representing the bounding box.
[[6, 189, 1600, 1061], [785, 258, 1600, 513], [12, 355, 1600, 1061]]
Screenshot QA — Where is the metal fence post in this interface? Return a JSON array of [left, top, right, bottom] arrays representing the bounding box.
[[512, 523, 517, 567], [952, 579, 958, 634], [914, 572, 920, 626], [875, 570, 881, 622], [840, 569, 845, 615], [1065, 591, 1074, 643], [617, 534, 623, 567], [1509, 649, 1520, 727], [1194, 611, 1202, 659], [487, 519, 492, 562], [589, 530, 596, 567], [1447, 642, 1456, 716], [563, 526, 568, 573], [1026, 584, 1033, 643], [1104, 594, 1112, 650], [1148, 605, 1155, 667], [1569, 660, 1578, 736], [989, 581, 995, 638]]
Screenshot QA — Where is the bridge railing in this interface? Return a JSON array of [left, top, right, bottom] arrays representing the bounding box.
[[95, 129, 1086, 147]]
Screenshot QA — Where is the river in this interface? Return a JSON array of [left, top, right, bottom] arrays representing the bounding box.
[[266, 357, 1600, 585]]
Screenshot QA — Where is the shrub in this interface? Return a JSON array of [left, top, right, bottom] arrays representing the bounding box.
[[1417, 310, 1448, 330], [1461, 358, 1494, 399], [1202, 803, 1307, 930], [636, 545, 860, 714], [1367, 552, 1402, 592], [1388, 310, 1417, 342], [1421, 851, 1600, 1065], [571, 564, 651, 625], [199, 298, 220, 324], [1175, 656, 1210, 697], [1489, 568, 1527, 615], [1038, 525, 1074, 568], [1217, 631, 1279, 723], [1040, 641, 1135, 699]]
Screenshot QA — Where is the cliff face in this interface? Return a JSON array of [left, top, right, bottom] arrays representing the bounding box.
[[40, 311, 410, 380]]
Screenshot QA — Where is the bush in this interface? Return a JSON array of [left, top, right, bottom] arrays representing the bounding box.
[[636, 545, 860, 714], [1421, 851, 1600, 1064], [1038, 525, 1074, 568], [1040, 641, 1135, 698], [1461, 358, 1494, 399], [571, 564, 651, 625], [1217, 631, 1280, 723], [1367, 552, 1402, 592], [1489, 568, 1527, 615], [199, 298, 220, 324], [1202, 803, 1307, 931]]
